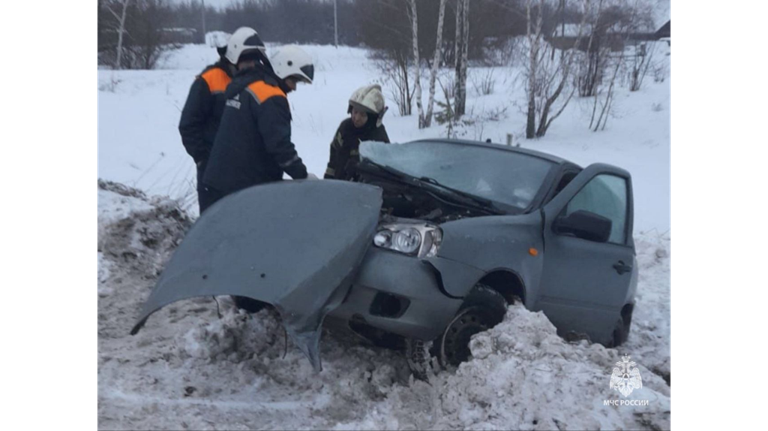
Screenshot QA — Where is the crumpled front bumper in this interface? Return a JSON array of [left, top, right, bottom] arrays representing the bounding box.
[[327, 246, 485, 342]]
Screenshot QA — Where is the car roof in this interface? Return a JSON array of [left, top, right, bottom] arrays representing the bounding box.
[[408, 138, 579, 167]]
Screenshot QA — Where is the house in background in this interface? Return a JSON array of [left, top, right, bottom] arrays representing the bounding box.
[[655, 20, 671, 46]]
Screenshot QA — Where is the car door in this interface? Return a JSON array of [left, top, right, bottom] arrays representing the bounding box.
[[535, 163, 635, 345]]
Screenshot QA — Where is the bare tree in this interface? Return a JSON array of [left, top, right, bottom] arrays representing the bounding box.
[[590, 51, 623, 131], [125, 0, 175, 70], [99, 0, 175, 70], [581, 0, 651, 131], [372, 50, 414, 116], [423, 0, 448, 128], [454, 0, 470, 119], [628, 41, 655, 91], [356, 0, 414, 115], [96, 0, 104, 52], [409, 0, 426, 128], [524, 0, 542, 139], [576, 0, 606, 98], [524, 0, 587, 138], [576, 0, 651, 98], [470, 67, 496, 95], [105, 0, 131, 69]]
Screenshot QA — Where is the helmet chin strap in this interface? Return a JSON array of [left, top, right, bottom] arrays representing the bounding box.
[[277, 78, 293, 94], [258, 51, 274, 72]]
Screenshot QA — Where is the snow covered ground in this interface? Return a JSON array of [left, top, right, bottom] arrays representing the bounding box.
[[98, 43, 671, 429]]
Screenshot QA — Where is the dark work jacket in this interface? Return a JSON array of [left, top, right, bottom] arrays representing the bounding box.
[[324, 118, 390, 181]]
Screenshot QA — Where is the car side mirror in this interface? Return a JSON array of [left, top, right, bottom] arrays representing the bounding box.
[[554, 210, 612, 243]]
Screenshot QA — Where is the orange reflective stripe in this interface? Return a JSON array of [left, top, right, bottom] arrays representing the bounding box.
[[201, 68, 231, 94], [246, 81, 286, 103]]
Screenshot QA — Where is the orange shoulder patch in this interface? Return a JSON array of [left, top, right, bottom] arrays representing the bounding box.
[[201, 68, 231, 94], [246, 81, 286, 104]]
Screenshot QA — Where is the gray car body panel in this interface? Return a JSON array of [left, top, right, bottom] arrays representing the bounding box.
[[131, 180, 382, 371], [432, 213, 545, 303]]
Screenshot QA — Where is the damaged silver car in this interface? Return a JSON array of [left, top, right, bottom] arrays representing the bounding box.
[[132, 139, 638, 375]]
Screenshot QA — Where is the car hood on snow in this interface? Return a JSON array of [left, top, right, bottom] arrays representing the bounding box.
[[131, 180, 382, 371]]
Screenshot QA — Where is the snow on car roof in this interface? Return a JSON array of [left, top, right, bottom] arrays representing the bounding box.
[[409, 138, 578, 167]]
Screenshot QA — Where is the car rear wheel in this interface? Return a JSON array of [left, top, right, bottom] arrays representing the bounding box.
[[608, 316, 630, 347]]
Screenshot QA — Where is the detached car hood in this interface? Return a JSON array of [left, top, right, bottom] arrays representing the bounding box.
[[131, 180, 382, 371]]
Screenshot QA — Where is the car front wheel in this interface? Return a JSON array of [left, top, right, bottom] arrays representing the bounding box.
[[438, 284, 508, 368]]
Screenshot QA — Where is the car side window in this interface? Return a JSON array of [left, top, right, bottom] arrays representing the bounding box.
[[563, 174, 628, 244]]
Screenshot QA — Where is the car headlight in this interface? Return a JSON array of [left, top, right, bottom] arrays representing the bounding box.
[[373, 223, 442, 258]]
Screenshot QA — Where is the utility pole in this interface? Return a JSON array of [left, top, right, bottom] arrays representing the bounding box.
[[201, 0, 207, 44], [333, 0, 339, 48]]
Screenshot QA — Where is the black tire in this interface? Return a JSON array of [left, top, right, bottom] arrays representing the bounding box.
[[231, 295, 268, 313], [437, 284, 508, 368], [609, 317, 629, 347]]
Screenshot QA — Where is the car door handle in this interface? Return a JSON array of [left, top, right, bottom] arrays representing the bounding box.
[[613, 261, 633, 275]]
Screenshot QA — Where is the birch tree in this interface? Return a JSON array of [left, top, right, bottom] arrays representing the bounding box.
[[454, 0, 470, 118], [106, 0, 131, 69], [424, 0, 448, 128], [408, 0, 426, 128]]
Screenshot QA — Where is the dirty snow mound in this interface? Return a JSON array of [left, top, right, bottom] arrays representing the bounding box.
[[98, 179, 192, 281]]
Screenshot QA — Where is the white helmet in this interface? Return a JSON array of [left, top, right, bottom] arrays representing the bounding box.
[[349, 85, 387, 126], [269, 45, 314, 84], [225, 27, 267, 65]]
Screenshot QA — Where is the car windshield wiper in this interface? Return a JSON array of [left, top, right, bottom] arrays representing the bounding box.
[[416, 176, 504, 215], [359, 159, 505, 215], [358, 159, 411, 179]]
